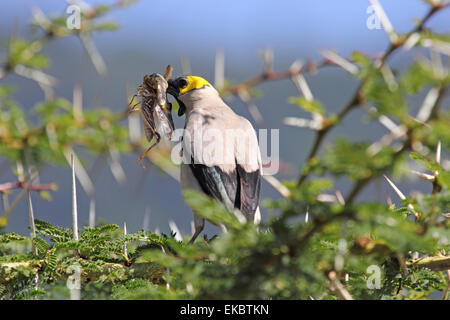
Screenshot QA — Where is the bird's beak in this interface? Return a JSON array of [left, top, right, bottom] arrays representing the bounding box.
[[168, 79, 186, 117], [167, 79, 179, 97]]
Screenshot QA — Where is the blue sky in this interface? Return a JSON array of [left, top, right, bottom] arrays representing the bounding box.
[[2, 0, 449, 62]]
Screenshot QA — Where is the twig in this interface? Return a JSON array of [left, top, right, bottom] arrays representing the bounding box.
[[442, 270, 450, 300], [407, 255, 450, 271], [328, 271, 353, 300]]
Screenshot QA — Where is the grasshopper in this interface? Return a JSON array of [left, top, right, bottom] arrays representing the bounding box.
[[129, 65, 175, 169]]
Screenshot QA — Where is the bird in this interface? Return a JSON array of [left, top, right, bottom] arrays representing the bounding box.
[[167, 75, 262, 243]]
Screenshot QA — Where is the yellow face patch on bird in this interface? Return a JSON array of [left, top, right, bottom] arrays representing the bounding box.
[[179, 76, 211, 95]]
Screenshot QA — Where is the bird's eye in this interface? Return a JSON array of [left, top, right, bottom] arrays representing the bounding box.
[[178, 78, 188, 88]]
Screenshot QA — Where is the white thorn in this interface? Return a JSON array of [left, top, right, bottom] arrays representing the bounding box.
[[416, 87, 440, 122], [411, 170, 435, 182], [214, 48, 225, 90], [123, 221, 128, 259], [291, 66, 314, 101], [430, 49, 445, 79], [383, 175, 406, 200], [335, 190, 345, 205], [258, 47, 274, 72], [402, 32, 420, 51], [180, 56, 192, 75], [380, 64, 398, 91], [262, 175, 291, 198], [190, 220, 195, 237], [128, 113, 141, 144], [64, 148, 95, 197], [169, 220, 183, 242], [13, 65, 58, 87], [317, 194, 338, 203], [79, 34, 107, 77], [436, 141, 441, 165], [320, 50, 359, 75], [422, 39, 450, 57], [367, 125, 407, 156], [88, 198, 96, 228], [233, 209, 247, 225], [368, 0, 398, 44], [27, 191, 38, 257], [107, 148, 127, 186], [386, 191, 393, 207], [283, 117, 321, 130], [377, 114, 401, 134], [73, 84, 83, 121], [71, 154, 79, 241], [142, 207, 150, 231], [237, 89, 265, 126], [383, 175, 418, 218]]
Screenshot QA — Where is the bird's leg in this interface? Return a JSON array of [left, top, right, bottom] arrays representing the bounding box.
[[188, 215, 205, 244], [136, 132, 161, 169]]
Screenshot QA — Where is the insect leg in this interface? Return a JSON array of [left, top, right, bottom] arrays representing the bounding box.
[[135, 131, 161, 169], [128, 93, 141, 113]]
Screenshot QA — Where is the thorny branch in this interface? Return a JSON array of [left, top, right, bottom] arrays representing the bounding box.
[[219, 4, 448, 197]]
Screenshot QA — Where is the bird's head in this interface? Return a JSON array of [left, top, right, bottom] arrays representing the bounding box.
[[168, 76, 215, 116]]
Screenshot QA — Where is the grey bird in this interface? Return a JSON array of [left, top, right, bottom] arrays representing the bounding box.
[[168, 75, 262, 243]]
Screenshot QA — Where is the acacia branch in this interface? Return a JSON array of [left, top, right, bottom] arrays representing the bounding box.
[[0, 181, 57, 193], [0, 260, 165, 285], [345, 85, 447, 204], [407, 256, 450, 272], [296, 4, 447, 189]]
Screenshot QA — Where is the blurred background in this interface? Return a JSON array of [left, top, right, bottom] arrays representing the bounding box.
[[1, 0, 449, 237]]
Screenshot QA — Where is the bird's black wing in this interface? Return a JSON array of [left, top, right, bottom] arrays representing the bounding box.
[[235, 165, 261, 216], [189, 163, 238, 211], [189, 162, 260, 219]]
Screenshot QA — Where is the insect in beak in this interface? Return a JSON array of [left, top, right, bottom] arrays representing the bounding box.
[[132, 65, 175, 169]]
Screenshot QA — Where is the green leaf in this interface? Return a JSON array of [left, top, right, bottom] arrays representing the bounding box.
[[0, 233, 26, 243], [92, 21, 119, 31], [437, 171, 450, 190], [39, 191, 52, 201], [401, 62, 448, 94], [410, 152, 441, 173], [352, 51, 375, 79], [32, 237, 50, 255], [288, 97, 325, 115], [8, 38, 48, 69], [318, 139, 395, 180]]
